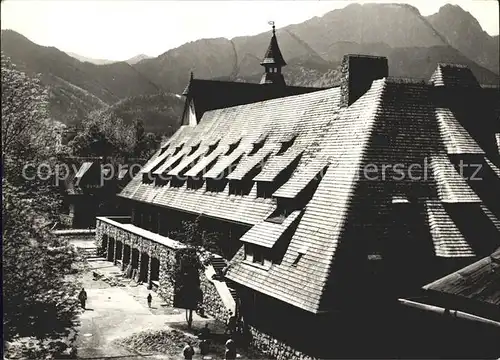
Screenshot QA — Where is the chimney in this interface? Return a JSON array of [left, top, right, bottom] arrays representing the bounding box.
[[340, 55, 388, 108]]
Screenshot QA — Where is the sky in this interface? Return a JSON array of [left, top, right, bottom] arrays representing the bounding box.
[[1, 0, 499, 61]]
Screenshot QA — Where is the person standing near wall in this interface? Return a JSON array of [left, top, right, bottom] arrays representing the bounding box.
[[182, 343, 195, 359], [225, 338, 236, 360]]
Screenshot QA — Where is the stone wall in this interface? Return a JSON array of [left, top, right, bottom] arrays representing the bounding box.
[[199, 271, 231, 323], [248, 326, 318, 360], [96, 218, 234, 323], [340, 54, 388, 108], [96, 218, 177, 306], [53, 229, 95, 243]]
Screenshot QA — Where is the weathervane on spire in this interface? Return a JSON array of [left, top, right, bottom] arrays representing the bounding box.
[[268, 21, 275, 35]]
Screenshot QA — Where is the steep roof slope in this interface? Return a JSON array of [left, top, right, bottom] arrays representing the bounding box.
[[120, 64, 500, 314]]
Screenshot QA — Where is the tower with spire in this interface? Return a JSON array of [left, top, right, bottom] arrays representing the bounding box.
[[260, 21, 287, 86]]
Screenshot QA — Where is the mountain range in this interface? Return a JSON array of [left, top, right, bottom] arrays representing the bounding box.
[[65, 52, 152, 65], [1, 3, 498, 133]]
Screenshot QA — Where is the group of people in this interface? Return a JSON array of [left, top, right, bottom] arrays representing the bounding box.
[[182, 325, 237, 360], [77, 288, 154, 310]]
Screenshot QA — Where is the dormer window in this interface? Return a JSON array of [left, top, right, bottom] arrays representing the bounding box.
[[266, 198, 294, 224], [226, 140, 241, 156], [160, 144, 170, 155], [229, 179, 253, 196], [253, 247, 264, 265], [257, 182, 273, 198], [243, 244, 267, 266], [249, 133, 268, 156], [276, 135, 297, 155], [187, 177, 204, 190], [188, 143, 200, 156], [206, 178, 226, 193], [173, 144, 184, 156], [206, 140, 220, 156]]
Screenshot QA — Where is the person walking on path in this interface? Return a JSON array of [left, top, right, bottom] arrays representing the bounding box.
[[225, 313, 236, 335], [198, 323, 211, 355], [182, 343, 194, 359], [78, 288, 87, 310], [147, 293, 152, 308]]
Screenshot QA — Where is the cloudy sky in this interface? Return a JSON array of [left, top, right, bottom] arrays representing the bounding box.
[[1, 0, 498, 61]]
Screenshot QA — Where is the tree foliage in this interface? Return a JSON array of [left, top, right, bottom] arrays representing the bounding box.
[[2, 53, 80, 357], [68, 111, 160, 160], [164, 217, 223, 327]]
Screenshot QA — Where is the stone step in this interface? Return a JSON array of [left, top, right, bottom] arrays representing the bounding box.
[[228, 288, 238, 301], [77, 247, 98, 258]]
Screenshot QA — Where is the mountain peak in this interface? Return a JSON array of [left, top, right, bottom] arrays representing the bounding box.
[[433, 4, 483, 31], [126, 54, 152, 65]]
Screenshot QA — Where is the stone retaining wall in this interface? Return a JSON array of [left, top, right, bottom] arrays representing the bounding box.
[[199, 272, 231, 323], [248, 326, 318, 360], [96, 218, 317, 358], [53, 229, 95, 243]]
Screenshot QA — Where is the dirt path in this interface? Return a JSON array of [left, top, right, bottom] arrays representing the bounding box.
[[75, 259, 212, 359]]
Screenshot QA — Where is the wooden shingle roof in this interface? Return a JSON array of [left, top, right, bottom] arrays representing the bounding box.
[[424, 247, 500, 307], [227, 147, 275, 181], [425, 200, 476, 258], [429, 155, 481, 203], [435, 107, 484, 155], [120, 63, 500, 314], [273, 158, 329, 199], [239, 210, 302, 248], [430, 64, 481, 87]]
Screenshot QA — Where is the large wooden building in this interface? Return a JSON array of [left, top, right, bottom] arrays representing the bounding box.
[[96, 25, 500, 358]]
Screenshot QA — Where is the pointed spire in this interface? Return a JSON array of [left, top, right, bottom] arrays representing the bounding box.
[[260, 21, 286, 86], [260, 21, 286, 67]]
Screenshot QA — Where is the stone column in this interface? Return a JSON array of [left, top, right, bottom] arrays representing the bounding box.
[[107, 237, 112, 262], [113, 238, 118, 265]]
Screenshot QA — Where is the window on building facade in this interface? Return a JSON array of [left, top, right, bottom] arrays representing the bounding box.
[[256, 182, 273, 198], [206, 178, 227, 193], [244, 243, 252, 261], [229, 179, 253, 196], [252, 246, 264, 265], [187, 178, 204, 190]]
